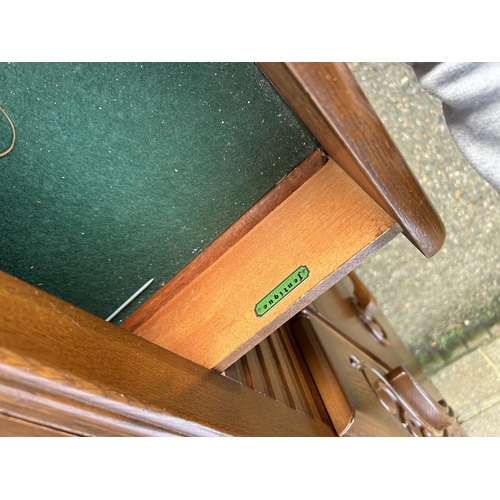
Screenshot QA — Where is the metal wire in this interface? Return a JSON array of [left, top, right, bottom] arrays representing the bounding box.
[[0, 106, 16, 157]]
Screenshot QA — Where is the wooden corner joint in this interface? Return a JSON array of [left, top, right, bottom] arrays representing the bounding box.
[[125, 156, 400, 371], [257, 62, 445, 258]]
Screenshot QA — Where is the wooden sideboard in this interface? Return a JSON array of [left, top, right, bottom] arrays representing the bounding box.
[[0, 63, 462, 437]]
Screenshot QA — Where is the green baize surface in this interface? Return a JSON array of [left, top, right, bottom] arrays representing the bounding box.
[[0, 63, 318, 323]]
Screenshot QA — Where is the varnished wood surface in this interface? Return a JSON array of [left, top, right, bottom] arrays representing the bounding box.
[[291, 318, 354, 435], [291, 315, 410, 437], [294, 275, 465, 436], [258, 62, 445, 258], [128, 159, 400, 371], [0, 271, 335, 437], [0, 412, 74, 437], [312, 274, 444, 401], [224, 325, 332, 426], [121, 149, 327, 332]]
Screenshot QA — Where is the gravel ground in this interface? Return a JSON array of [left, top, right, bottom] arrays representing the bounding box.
[[346, 62, 500, 367]]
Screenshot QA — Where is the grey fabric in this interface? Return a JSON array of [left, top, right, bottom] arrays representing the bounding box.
[[409, 62, 500, 193]]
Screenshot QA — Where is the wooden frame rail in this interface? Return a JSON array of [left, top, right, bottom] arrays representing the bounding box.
[[258, 62, 445, 258], [0, 270, 335, 437]]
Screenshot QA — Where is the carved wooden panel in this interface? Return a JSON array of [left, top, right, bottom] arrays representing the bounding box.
[[296, 274, 466, 436], [311, 274, 443, 401]]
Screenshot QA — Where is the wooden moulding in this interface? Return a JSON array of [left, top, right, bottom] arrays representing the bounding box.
[[0, 413, 74, 437], [0, 270, 335, 437], [124, 157, 401, 372], [258, 62, 446, 259]]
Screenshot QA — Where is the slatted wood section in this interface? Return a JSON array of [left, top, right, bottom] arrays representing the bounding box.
[[125, 158, 400, 372], [224, 325, 332, 426]]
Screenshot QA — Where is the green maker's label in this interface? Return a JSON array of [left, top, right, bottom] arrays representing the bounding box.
[[255, 266, 310, 317]]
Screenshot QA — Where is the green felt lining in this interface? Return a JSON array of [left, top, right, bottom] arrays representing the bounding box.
[[0, 63, 318, 323]]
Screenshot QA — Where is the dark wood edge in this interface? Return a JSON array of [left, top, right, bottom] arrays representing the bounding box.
[[0, 271, 335, 437], [121, 148, 328, 332], [0, 412, 75, 437], [289, 315, 354, 436], [257, 62, 446, 258], [0, 355, 184, 437]]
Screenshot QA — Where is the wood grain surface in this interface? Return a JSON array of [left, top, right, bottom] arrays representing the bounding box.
[[121, 149, 327, 332], [258, 62, 445, 258], [295, 275, 465, 436], [291, 317, 354, 435], [129, 159, 400, 371], [311, 274, 444, 402], [0, 271, 335, 437], [291, 314, 410, 437], [0, 412, 74, 437]]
